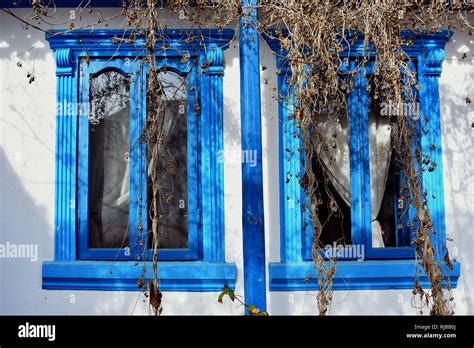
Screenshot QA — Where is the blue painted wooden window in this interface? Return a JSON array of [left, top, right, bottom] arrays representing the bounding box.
[[78, 59, 199, 261], [302, 60, 421, 261], [265, 30, 461, 290], [42, 29, 237, 291]]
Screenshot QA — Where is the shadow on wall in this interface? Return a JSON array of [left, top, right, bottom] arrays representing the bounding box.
[[0, 148, 52, 313], [0, 146, 237, 315], [439, 29, 474, 314]]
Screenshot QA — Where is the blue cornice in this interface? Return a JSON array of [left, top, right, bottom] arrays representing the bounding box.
[[263, 29, 453, 58], [45, 29, 236, 52]]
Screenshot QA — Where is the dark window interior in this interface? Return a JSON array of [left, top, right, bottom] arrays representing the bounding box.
[[311, 161, 352, 247], [147, 71, 189, 249], [88, 70, 131, 248]]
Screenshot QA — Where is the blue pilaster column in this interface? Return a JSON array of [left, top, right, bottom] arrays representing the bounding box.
[[52, 47, 77, 261], [418, 46, 449, 261], [201, 43, 225, 263], [240, 0, 267, 313]]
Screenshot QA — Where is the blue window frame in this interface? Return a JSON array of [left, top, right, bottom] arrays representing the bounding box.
[[265, 30, 461, 290], [302, 60, 421, 261], [42, 29, 237, 291], [78, 58, 199, 261]]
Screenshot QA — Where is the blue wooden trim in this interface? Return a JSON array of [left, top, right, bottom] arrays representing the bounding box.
[[240, 0, 267, 313], [43, 261, 237, 292], [46, 29, 236, 290], [269, 261, 460, 291]]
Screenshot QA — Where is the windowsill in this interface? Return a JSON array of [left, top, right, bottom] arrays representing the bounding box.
[[269, 260, 461, 291], [43, 261, 237, 292]]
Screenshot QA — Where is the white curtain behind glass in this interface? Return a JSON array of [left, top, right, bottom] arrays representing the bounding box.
[[316, 109, 391, 247]]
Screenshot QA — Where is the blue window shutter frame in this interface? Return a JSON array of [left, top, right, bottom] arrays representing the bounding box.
[[240, 0, 267, 313], [264, 30, 461, 291], [44, 29, 237, 291]]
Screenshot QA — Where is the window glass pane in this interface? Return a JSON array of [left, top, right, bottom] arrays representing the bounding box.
[[148, 71, 188, 249], [313, 107, 352, 247], [88, 70, 131, 248], [369, 79, 416, 248]]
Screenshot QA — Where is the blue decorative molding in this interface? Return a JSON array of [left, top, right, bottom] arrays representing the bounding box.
[[44, 29, 236, 291], [240, 0, 267, 313], [45, 29, 235, 55], [55, 48, 73, 76], [264, 30, 460, 290]]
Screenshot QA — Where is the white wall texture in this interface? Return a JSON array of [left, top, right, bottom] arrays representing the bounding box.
[[0, 9, 472, 315]]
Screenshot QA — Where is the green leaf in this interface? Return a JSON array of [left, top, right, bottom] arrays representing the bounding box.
[[218, 291, 225, 304]]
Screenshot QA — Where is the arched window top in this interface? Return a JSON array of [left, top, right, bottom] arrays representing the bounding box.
[[90, 69, 130, 122], [91, 66, 129, 77]]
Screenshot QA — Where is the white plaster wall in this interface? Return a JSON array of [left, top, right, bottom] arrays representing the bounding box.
[[0, 8, 244, 315], [0, 7, 472, 315], [260, 27, 474, 315]]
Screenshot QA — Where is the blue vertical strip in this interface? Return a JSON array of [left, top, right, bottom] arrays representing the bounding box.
[[348, 65, 371, 247], [240, 0, 267, 313]]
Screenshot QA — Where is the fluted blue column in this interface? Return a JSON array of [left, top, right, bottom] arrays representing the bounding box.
[[201, 43, 225, 262], [52, 48, 77, 261], [418, 46, 449, 261]]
